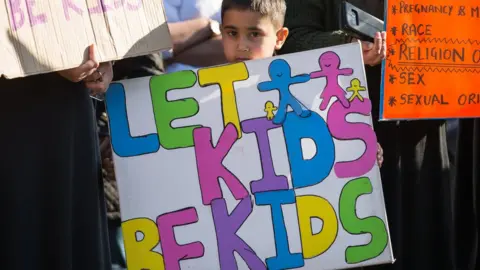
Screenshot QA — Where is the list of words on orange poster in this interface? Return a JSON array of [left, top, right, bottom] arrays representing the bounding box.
[[381, 0, 480, 120]]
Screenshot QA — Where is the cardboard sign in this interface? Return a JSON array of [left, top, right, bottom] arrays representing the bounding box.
[[0, 0, 171, 78], [381, 0, 480, 120], [105, 43, 394, 270]]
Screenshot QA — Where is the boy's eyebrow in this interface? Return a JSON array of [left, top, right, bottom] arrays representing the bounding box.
[[222, 25, 264, 32], [222, 25, 237, 29], [247, 26, 263, 31]]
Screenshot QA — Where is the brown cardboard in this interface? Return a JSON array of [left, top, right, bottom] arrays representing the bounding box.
[[0, 0, 172, 79]]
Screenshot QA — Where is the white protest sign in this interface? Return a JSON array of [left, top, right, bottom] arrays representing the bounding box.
[[105, 42, 394, 270], [0, 0, 171, 78]]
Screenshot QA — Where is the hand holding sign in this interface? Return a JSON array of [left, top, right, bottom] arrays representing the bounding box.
[[353, 32, 387, 66], [57, 44, 113, 95], [84, 62, 114, 95], [377, 143, 384, 168], [57, 44, 99, 83]]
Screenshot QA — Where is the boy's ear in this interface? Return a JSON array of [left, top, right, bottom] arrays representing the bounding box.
[[275, 27, 289, 50]]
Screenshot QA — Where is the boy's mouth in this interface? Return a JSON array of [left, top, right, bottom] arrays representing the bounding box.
[[236, 57, 251, 62]]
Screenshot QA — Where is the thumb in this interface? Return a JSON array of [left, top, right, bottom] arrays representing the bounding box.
[[73, 44, 99, 79], [88, 44, 100, 69]]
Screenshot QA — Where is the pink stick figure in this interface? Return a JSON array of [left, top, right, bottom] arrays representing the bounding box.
[[310, 51, 353, 110]]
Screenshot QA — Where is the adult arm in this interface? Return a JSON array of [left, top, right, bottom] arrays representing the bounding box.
[[168, 18, 215, 56], [162, 1, 215, 56], [171, 36, 227, 67]]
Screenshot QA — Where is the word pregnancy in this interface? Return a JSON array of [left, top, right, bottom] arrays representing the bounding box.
[[106, 45, 392, 270]]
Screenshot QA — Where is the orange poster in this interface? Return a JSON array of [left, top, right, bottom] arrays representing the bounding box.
[[381, 0, 480, 120]]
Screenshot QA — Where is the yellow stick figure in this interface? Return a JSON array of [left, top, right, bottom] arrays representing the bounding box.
[[346, 78, 367, 102], [264, 101, 278, 120]]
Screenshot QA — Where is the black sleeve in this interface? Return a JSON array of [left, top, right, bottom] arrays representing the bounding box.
[[113, 53, 164, 81], [279, 0, 349, 54]]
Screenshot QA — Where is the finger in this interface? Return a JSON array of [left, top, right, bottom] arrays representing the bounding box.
[[366, 47, 381, 65], [380, 44, 387, 59], [85, 81, 107, 93], [381, 31, 387, 41], [374, 54, 384, 65], [367, 53, 382, 66], [75, 61, 97, 80], [88, 44, 100, 69], [380, 33, 387, 56], [88, 63, 111, 82], [374, 32, 382, 54], [86, 84, 105, 94], [84, 70, 103, 82]]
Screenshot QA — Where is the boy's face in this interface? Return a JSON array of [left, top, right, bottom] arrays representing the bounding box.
[[221, 9, 288, 63]]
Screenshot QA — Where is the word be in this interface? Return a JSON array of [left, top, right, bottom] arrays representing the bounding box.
[[8, 0, 142, 30]]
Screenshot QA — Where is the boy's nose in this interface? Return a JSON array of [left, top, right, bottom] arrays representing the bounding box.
[[237, 37, 250, 52], [237, 43, 250, 52]]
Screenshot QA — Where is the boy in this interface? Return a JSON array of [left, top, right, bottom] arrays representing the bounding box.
[[220, 0, 289, 62]]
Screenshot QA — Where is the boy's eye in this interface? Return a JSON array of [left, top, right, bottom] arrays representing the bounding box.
[[227, 31, 237, 37], [249, 32, 261, 38]]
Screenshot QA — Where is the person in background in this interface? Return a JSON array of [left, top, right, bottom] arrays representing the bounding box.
[[279, 1, 461, 269], [97, 112, 125, 270], [95, 54, 166, 269], [163, 0, 228, 72], [0, 44, 113, 270], [453, 118, 480, 270], [446, 119, 458, 163]]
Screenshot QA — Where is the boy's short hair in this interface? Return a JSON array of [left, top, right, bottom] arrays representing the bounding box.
[[221, 0, 287, 28]]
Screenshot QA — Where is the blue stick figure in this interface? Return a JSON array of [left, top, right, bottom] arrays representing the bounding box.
[[257, 59, 311, 125]]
